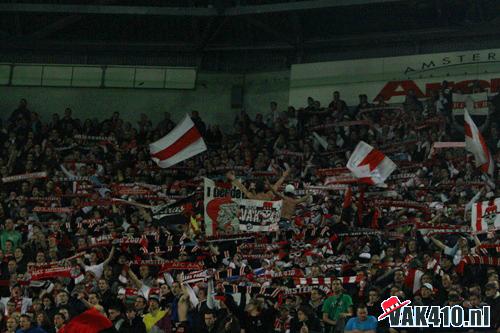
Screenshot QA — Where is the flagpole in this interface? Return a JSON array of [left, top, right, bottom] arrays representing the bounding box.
[[357, 183, 366, 226]]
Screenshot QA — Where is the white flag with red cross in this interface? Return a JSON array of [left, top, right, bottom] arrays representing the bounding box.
[[347, 141, 396, 185], [464, 109, 494, 177]]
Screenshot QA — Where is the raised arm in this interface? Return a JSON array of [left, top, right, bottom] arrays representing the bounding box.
[[296, 193, 311, 204], [271, 169, 290, 192], [430, 236, 446, 251], [227, 171, 254, 199], [182, 283, 199, 308], [78, 296, 93, 309], [206, 279, 216, 309], [233, 179, 254, 199], [266, 179, 286, 200], [465, 189, 483, 212], [472, 233, 482, 248], [428, 212, 443, 225], [175, 274, 191, 321], [60, 164, 78, 180], [127, 267, 143, 289], [6, 148, 18, 173], [102, 246, 115, 266], [301, 155, 315, 178]]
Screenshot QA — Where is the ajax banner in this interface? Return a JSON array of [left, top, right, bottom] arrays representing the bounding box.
[[203, 178, 281, 236], [238, 199, 281, 233], [471, 198, 500, 232], [204, 177, 244, 236]]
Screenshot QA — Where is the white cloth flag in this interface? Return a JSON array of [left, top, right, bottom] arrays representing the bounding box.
[[471, 198, 500, 232], [347, 141, 396, 185], [464, 109, 494, 177], [150, 115, 207, 168]]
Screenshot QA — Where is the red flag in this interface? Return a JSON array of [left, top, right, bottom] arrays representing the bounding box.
[[150, 115, 207, 168], [342, 187, 352, 209], [371, 208, 380, 229], [58, 307, 112, 333]]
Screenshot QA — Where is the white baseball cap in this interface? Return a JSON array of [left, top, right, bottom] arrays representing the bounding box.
[[359, 253, 371, 260], [422, 283, 434, 290], [284, 184, 295, 193]]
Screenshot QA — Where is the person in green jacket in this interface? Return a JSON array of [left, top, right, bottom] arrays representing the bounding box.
[[322, 278, 353, 333], [1, 219, 22, 251]]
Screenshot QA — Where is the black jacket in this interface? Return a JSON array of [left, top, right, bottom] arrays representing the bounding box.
[[118, 317, 147, 333], [290, 317, 322, 333]]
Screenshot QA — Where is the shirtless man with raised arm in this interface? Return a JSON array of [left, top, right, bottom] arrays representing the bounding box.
[[269, 182, 310, 220], [226, 169, 289, 201]]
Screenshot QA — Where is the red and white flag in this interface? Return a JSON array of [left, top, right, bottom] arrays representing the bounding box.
[[404, 268, 424, 294], [471, 198, 500, 232], [464, 109, 494, 177], [347, 141, 396, 185], [150, 115, 207, 168]]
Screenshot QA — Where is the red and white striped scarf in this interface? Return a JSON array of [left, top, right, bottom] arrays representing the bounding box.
[[294, 275, 362, 286], [33, 206, 73, 213], [2, 171, 47, 183], [462, 255, 500, 266]]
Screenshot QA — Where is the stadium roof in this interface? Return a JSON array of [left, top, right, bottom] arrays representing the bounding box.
[[1, 0, 500, 71]]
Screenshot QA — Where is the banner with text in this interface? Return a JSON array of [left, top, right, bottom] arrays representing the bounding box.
[[238, 199, 282, 233], [204, 178, 244, 236], [290, 49, 500, 107]]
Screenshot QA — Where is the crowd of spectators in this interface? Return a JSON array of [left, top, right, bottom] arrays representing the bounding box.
[[0, 83, 499, 333]]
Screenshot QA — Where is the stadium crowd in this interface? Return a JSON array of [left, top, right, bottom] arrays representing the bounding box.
[[0, 84, 499, 333]]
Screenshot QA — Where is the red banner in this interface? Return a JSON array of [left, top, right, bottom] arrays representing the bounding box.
[[33, 206, 73, 213], [158, 262, 204, 273]]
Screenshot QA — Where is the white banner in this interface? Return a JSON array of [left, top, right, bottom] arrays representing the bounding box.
[[452, 92, 489, 115], [203, 178, 244, 236], [471, 198, 500, 232], [238, 199, 282, 233], [429, 142, 466, 156], [203, 178, 281, 235]]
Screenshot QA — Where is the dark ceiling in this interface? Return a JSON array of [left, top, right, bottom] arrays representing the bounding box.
[[0, 0, 500, 71]]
